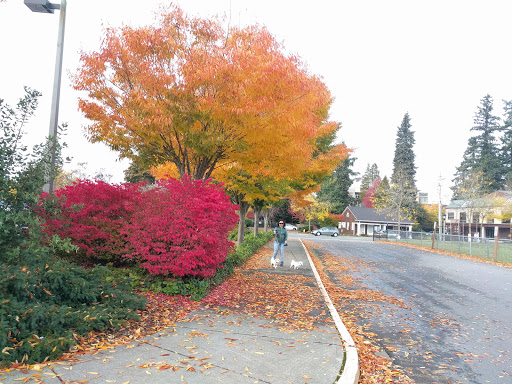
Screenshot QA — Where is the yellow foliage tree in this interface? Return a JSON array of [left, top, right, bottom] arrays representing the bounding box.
[[291, 194, 330, 232]]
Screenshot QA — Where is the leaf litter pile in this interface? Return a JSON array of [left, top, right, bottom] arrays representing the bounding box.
[[198, 248, 333, 332]]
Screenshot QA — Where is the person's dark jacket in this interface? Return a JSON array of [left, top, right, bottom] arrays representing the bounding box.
[[274, 226, 288, 243]]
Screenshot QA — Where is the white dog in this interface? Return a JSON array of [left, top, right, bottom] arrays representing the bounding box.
[[270, 257, 278, 268], [290, 260, 303, 269]]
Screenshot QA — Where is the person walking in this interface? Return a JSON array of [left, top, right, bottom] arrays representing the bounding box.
[[272, 220, 288, 266]]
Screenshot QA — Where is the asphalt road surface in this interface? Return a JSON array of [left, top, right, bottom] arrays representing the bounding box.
[[292, 233, 512, 384]]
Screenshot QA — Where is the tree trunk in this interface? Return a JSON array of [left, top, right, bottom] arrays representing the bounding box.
[[262, 209, 271, 232], [253, 206, 262, 237], [237, 200, 249, 246]]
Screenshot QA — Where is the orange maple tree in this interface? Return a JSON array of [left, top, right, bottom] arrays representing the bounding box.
[[74, 4, 346, 184]]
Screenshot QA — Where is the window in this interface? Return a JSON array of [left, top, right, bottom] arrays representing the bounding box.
[[346, 212, 350, 217], [473, 212, 480, 223], [460, 212, 466, 222], [448, 212, 454, 220], [417, 192, 428, 204]]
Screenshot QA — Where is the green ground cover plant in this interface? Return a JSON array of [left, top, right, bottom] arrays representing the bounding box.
[[0, 89, 146, 366]]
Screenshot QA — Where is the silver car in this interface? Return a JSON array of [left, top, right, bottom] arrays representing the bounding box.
[[311, 227, 339, 237], [375, 229, 400, 239]]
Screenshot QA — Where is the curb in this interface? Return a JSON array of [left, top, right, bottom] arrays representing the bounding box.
[[300, 239, 360, 384]]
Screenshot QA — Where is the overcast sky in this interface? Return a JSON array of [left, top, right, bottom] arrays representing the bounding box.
[[1, 0, 511, 204]]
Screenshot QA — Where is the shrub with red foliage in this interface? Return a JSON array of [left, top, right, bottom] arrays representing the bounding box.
[[361, 177, 381, 208], [38, 180, 142, 265], [123, 176, 238, 278], [326, 213, 342, 226]]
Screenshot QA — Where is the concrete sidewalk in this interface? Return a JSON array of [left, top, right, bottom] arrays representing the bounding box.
[[0, 239, 358, 384]]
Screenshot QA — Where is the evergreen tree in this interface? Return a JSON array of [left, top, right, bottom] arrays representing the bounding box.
[[389, 112, 418, 222], [452, 95, 502, 197], [388, 168, 418, 229], [501, 99, 512, 188], [124, 159, 156, 184], [359, 163, 380, 200], [317, 152, 358, 213], [391, 112, 417, 191], [414, 204, 435, 231]]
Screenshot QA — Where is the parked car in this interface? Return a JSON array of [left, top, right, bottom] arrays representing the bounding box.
[[375, 229, 400, 239], [284, 224, 297, 231], [311, 227, 339, 237]]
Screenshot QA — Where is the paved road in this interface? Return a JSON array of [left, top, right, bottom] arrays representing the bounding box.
[[289, 233, 512, 384]]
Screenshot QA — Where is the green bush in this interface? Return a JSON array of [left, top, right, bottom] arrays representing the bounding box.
[[228, 227, 238, 241], [231, 231, 273, 266], [148, 277, 210, 301], [0, 89, 146, 366], [318, 213, 342, 228], [302, 221, 319, 231], [0, 253, 146, 365], [106, 266, 210, 301]]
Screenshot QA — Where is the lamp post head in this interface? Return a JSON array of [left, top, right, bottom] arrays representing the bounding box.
[[24, 0, 60, 14]]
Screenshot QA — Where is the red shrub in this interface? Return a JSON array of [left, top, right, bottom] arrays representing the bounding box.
[[361, 177, 381, 208], [123, 176, 238, 278], [38, 180, 142, 264]]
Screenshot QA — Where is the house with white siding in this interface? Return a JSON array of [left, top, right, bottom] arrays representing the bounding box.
[[340, 206, 414, 236], [444, 191, 512, 239]]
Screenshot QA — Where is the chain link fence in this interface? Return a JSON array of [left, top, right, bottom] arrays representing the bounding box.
[[373, 230, 512, 263]]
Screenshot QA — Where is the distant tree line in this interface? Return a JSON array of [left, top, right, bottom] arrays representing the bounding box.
[[316, 111, 432, 230], [316, 94, 511, 232], [452, 95, 512, 197]]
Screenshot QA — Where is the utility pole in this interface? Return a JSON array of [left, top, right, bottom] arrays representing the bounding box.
[[438, 175, 442, 237]]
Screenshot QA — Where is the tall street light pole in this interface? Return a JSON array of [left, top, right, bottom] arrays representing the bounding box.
[[24, 0, 67, 194]]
